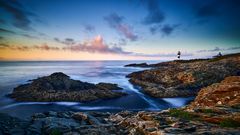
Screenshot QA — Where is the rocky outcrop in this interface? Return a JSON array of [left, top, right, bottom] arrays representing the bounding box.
[[0, 113, 29, 135], [9, 72, 126, 102], [189, 76, 240, 108], [125, 63, 149, 67], [0, 111, 123, 135], [2, 76, 240, 134], [1, 109, 239, 135], [127, 53, 240, 98], [181, 76, 240, 131], [108, 109, 240, 135]]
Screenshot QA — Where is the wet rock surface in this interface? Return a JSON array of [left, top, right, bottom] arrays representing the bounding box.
[[127, 53, 240, 98], [1, 73, 240, 134], [9, 72, 126, 102], [0, 108, 239, 135], [0, 111, 124, 135]]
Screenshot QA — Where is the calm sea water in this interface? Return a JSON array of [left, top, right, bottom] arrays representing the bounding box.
[[0, 61, 194, 119]]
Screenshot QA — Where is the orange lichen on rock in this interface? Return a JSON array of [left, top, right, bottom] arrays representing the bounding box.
[[177, 72, 195, 84], [190, 76, 240, 108]]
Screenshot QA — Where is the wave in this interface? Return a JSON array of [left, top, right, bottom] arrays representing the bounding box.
[[162, 97, 194, 107], [0, 102, 81, 110], [74, 106, 122, 110]]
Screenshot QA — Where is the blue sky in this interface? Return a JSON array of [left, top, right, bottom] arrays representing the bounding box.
[[0, 0, 239, 60]]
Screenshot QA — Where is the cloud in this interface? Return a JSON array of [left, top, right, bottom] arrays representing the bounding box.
[[0, 43, 60, 51], [161, 24, 180, 36], [63, 35, 131, 54], [149, 24, 180, 36], [65, 38, 75, 45], [196, 3, 219, 18], [210, 47, 221, 52], [149, 25, 159, 34], [197, 46, 240, 53], [62, 35, 193, 57], [0, 27, 39, 39], [84, 24, 95, 33], [38, 32, 47, 37], [0, 0, 34, 31], [11, 45, 30, 51], [104, 13, 138, 41], [0, 27, 16, 34], [0, 19, 5, 24], [0, 34, 194, 58], [21, 34, 39, 39], [142, 0, 165, 25], [227, 47, 240, 50], [118, 38, 127, 46], [194, 0, 240, 25], [0, 43, 9, 48], [54, 38, 75, 45], [33, 43, 60, 51]]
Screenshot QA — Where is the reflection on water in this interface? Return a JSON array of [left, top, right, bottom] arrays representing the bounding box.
[[0, 61, 194, 119]]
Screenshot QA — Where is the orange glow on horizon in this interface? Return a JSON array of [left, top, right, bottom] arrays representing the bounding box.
[[0, 48, 160, 61]]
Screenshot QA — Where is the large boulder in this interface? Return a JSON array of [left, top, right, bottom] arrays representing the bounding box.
[[9, 72, 126, 102]]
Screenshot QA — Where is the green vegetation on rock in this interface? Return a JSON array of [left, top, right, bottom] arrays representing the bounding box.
[[220, 118, 240, 128]]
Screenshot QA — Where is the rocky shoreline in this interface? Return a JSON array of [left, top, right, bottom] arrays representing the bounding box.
[[9, 72, 126, 102], [1, 75, 240, 134], [126, 53, 240, 98], [1, 53, 240, 134]]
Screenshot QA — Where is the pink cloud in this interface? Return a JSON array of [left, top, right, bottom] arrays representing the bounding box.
[[63, 35, 130, 54], [34, 44, 60, 51], [104, 13, 138, 41], [117, 24, 138, 41], [0, 43, 60, 51]]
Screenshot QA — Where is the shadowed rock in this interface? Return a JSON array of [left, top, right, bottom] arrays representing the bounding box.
[[9, 72, 126, 102], [124, 63, 149, 67]]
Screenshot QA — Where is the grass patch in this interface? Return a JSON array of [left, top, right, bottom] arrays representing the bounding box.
[[201, 109, 214, 113], [231, 104, 240, 109], [169, 109, 195, 120], [50, 129, 62, 135], [174, 59, 208, 63], [220, 118, 240, 128]]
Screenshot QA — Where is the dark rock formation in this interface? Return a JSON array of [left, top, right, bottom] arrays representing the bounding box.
[[124, 62, 149, 67], [1, 108, 239, 135], [0, 113, 29, 135], [127, 53, 240, 98], [0, 111, 123, 135], [9, 72, 126, 102]]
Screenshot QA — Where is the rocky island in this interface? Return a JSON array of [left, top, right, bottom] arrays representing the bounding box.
[[9, 72, 126, 102], [126, 53, 240, 98]]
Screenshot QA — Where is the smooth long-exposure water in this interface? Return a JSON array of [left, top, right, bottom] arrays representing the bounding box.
[[0, 61, 194, 119]]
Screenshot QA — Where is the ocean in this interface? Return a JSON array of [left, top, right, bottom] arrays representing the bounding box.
[[0, 61, 194, 119]]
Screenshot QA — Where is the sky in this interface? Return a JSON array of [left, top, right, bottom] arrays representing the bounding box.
[[0, 0, 239, 60]]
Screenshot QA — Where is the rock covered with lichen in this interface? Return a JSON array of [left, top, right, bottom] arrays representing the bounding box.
[[9, 72, 126, 102]]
